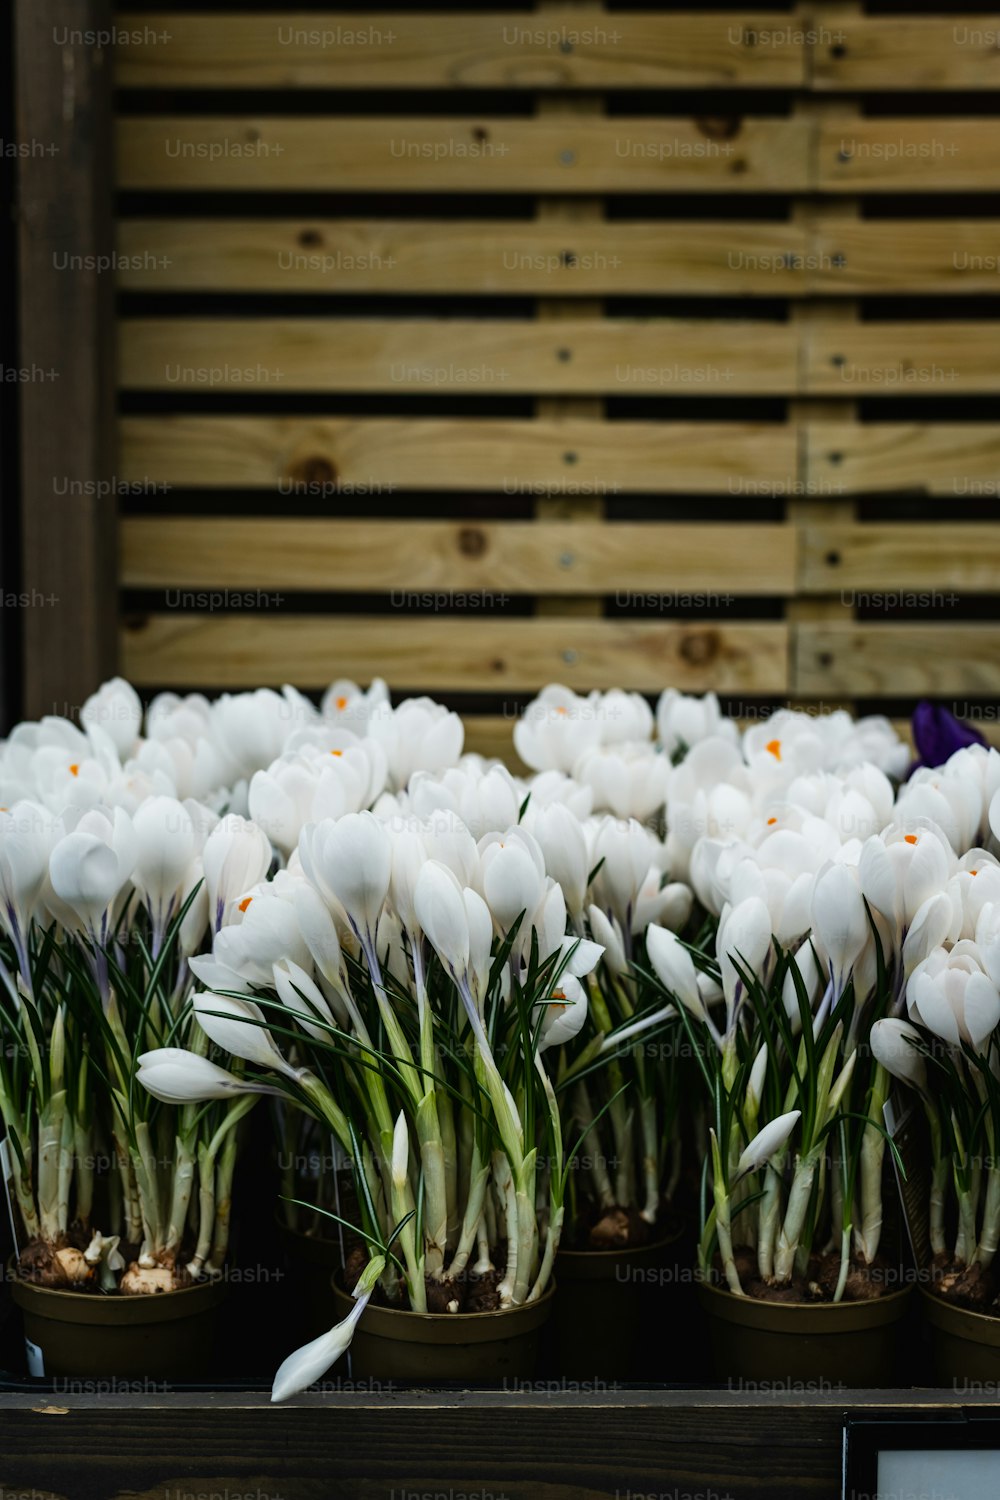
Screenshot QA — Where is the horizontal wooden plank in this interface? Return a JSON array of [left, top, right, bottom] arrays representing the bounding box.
[[813, 18, 1000, 92], [115, 12, 804, 90], [119, 318, 798, 395], [802, 525, 1000, 594], [819, 120, 1000, 193], [121, 616, 790, 694], [804, 424, 1000, 496], [119, 417, 800, 493], [120, 518, 797, 596], [117, 118, 809, 193], [114, 217, 1000, 296], [805, 322, 1000, 396], [813, 220, 1000, 295], [116, 219, 817, 295], [796, 624, 1000, 696]]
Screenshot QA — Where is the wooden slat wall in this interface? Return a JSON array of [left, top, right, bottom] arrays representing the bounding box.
[[115, 3, 1000, 738]]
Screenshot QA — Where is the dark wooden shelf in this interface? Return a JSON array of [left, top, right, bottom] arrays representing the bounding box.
[[1, 1387, 997, 1500]]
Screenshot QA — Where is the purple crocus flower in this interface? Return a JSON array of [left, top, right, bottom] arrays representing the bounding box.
[[910, 700, 986, 773]]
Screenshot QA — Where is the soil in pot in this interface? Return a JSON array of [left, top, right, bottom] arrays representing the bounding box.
[[10, 1271, 228, 1381], [329, 1271, 554, 1383]]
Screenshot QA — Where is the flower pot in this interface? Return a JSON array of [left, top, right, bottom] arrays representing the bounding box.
[[330, 1275, 554, 1383], [921, 1287, 1000, 1387], [552, 1223, 695, 1381], [276, 1219, 341, 1341], [697, 1280, 913, 1387], [10, 1271, 228, 1381]]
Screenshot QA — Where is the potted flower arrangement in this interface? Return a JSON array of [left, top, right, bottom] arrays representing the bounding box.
[[644, 709, 919, 1384], [139, 799, 620, 1398], [0, 794, 272, 1377], [515, 685, 698, 1378], [870, 742, 1000, 1380]]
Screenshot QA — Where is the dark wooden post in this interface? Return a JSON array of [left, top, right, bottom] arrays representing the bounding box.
[[14, 0, 116, 721]]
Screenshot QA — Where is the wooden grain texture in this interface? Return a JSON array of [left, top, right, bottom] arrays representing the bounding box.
[[802, 524, 1000, 593], [805, 321, 1000, 395], [803, 423, 1000, 495], [813, 17, 1000, 91], [119, 416, 799, 493], [819, 119, 1000, 192], [15, 0, 118, 719], [115, 11, 805, 89], [119, 317, 798, 395], [810, 219, 1000, 295], [797, 623, 1000, 695], [120, 518, 797, 595], [121, 616, 790, 694], [116, 216, 1000, 296], [3, 1389, 992, 1500], [115, 218, 815, 295], [116, 117, 809, 193]]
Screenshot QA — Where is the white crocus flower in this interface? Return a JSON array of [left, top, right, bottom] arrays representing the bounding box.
[[513, 684, 602, 774], [524, 769, 593, 819], [47, 806, 136, 939], [869, 1019, 928, 1094], [811, 862, 869, 996], [366, 697, 464, 791], [632, 873, 691, 939], [656, 689, 738, 758], [588, 904, 628, 977], [193, 993, 302, 1080], [81, 677, 143, 760], [414, 861, 471, 986], [270, 1254, 385, 1403], [299, 811, 392, 953], [130, 795, 199, 946], [209, 886, 312, 987], [897, 768, 983, 856], [591, 689, 654, 746], [734, 1111, 801, 1185], [248, 755, 322, 858], [717, 897, 773, 1032], [137, 1047, 281, 1103], [526, 801, 590, 922], [858, 822, 954, 942], [202, 815, 272, 931], [0, 801, 55, 957], [573, 744, 669, 822], [321, 675, 390, 730], [536, 973, 589, 1052], [907, 943, 1000, 1051], [646, 924, 713, 1030], [590, 816, 653, 933], [479, 828, 545, 935]]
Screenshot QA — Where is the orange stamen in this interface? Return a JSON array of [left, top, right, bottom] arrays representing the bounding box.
[[335, 695, 348, 710], [767, 816, 777, 826], [238, 896, 253, 912], [765, 739, 782, 761], [904, 834, 918, 845], [69, 763, 80, 777]]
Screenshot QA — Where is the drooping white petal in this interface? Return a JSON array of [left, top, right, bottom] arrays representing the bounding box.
[[270, 1288, 372, 1403]]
